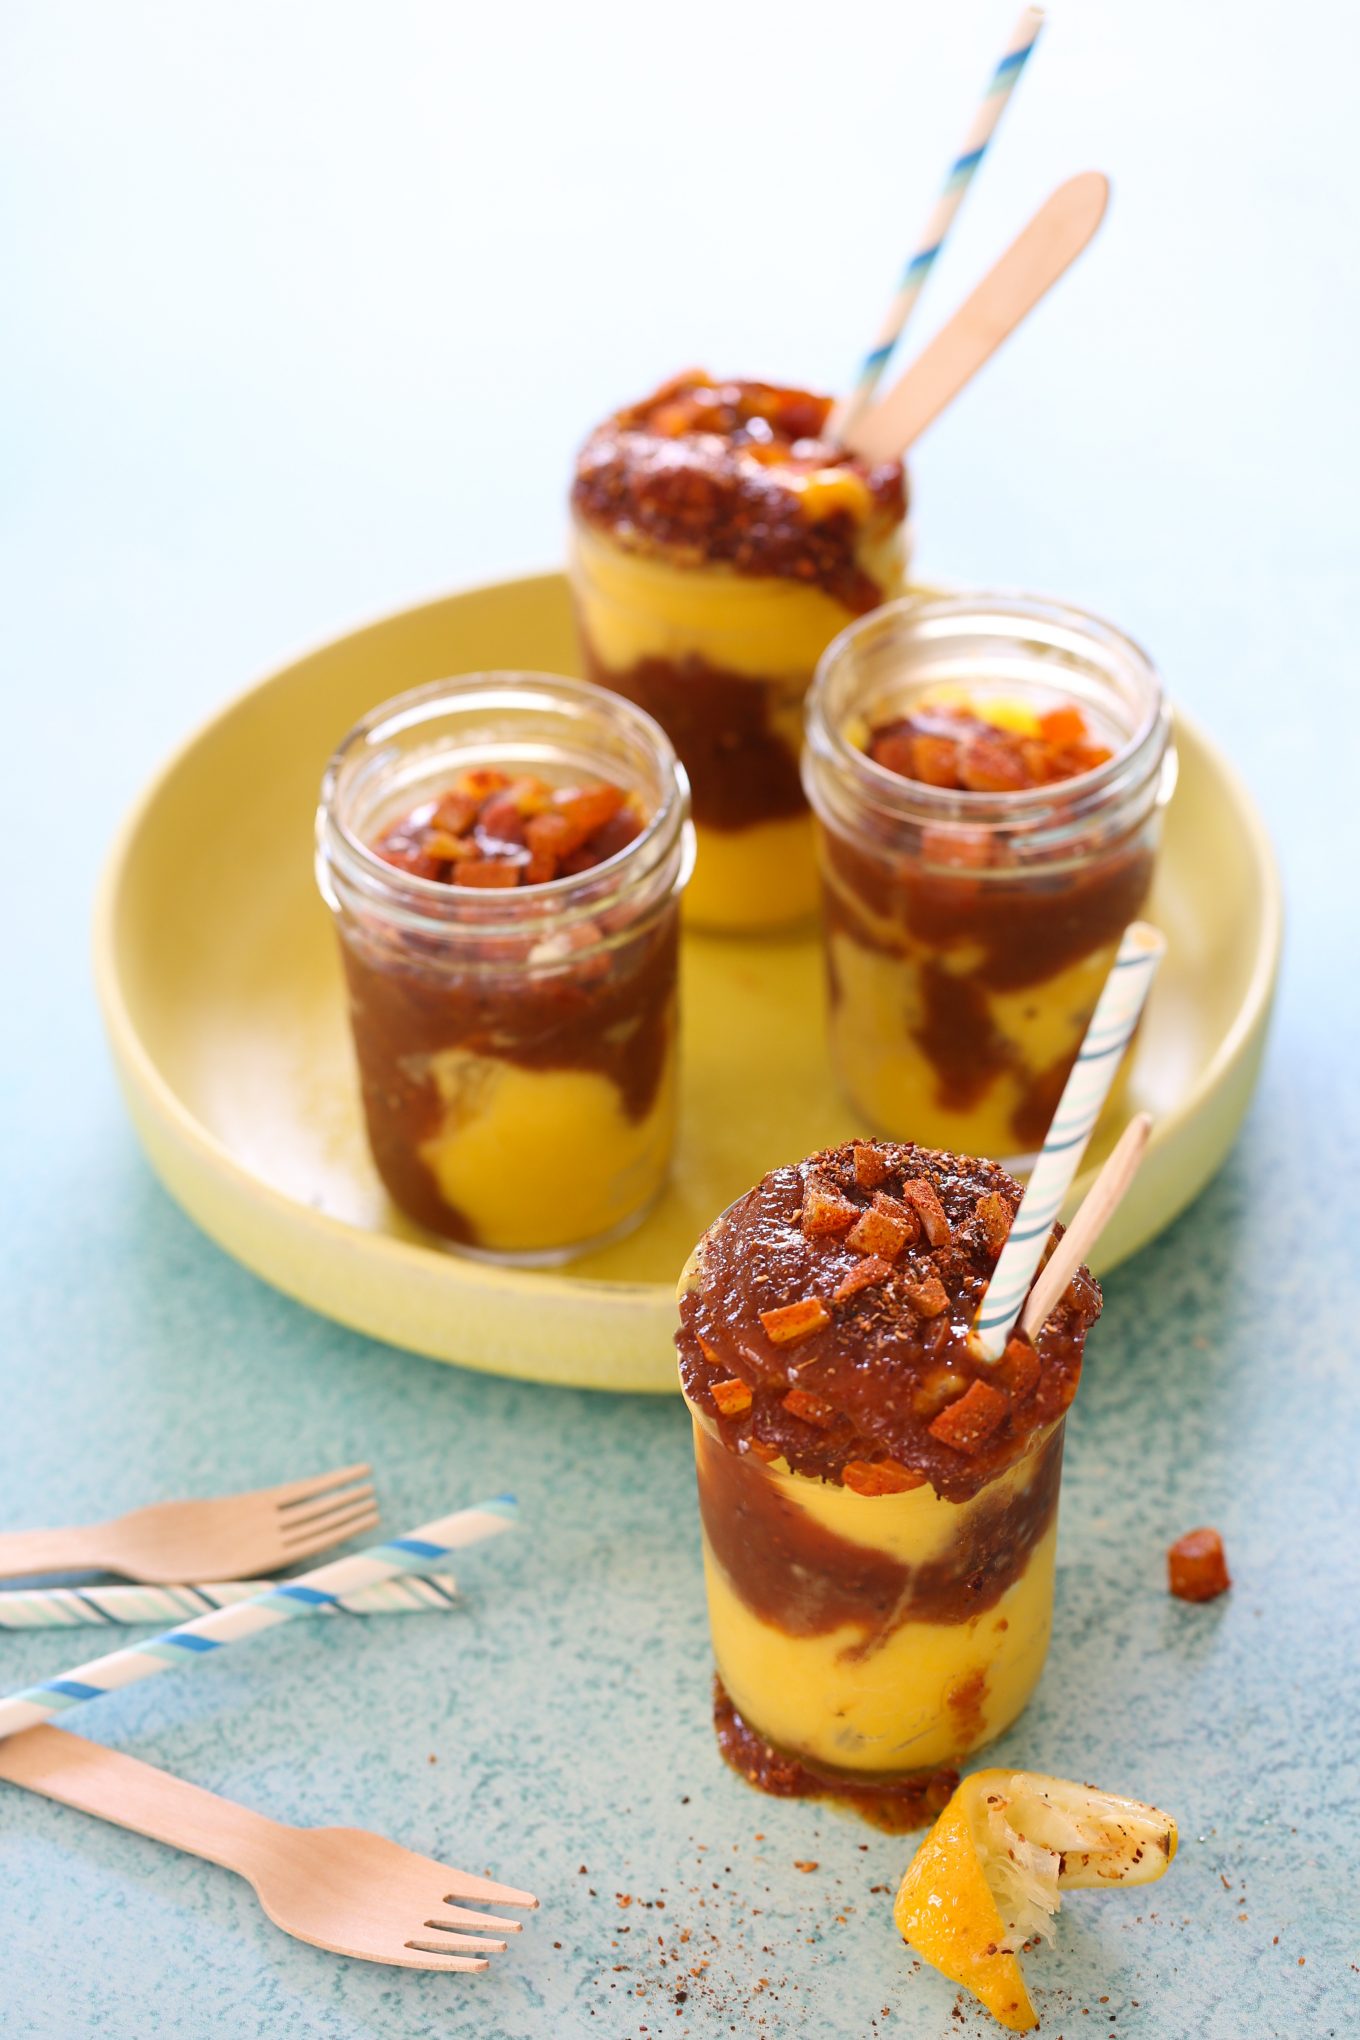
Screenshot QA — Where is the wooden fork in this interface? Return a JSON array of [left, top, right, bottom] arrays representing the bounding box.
[[0, 1466, 378, 1584], [0, 1726, 537, 1970]]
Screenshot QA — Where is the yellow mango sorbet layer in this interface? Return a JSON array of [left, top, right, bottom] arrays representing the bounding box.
[[684, 813, 817, 929], [570, 521, 907, 681], [420, 1044, 676, 1257]]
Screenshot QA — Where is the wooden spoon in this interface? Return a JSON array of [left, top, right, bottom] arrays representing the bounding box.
[[1018, 1111, 1152, 1340], [843, 171, 1110, 464]]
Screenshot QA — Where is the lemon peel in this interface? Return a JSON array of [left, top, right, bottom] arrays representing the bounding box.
[[893, 1769, 1177, 2031]]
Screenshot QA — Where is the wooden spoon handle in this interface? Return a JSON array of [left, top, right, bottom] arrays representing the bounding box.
[[0, 1724, 277, 1876], [1018, 1112, 1152, 1340], [843, 171, 1110, 463]]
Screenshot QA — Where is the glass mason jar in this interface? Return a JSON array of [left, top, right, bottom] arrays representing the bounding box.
[[316, 673, 693, 1265], [803, 593, 1176, 1168]]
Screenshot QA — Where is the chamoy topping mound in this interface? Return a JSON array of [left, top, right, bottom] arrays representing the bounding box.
[[371, 769, 643, 888], [867, 700, 1114, 794], [572, 371, 906, 609], [677, 1139, 1100, 1502]]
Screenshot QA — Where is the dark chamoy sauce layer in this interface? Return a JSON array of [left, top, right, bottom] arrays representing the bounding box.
[[575, 650, 808, 832], [694, 1418, 1065, 1651], [678, 1139, 1100, 1503], [342, 768, 675, 1245]]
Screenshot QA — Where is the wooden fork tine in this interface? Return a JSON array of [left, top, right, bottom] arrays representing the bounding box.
[[442, 1871, 540, 1909], [408, 1927, 509, 1953], [269, 1463, 373, 1509], [278, 1496, 379, 1535], [278, 1509, 381, 1561], [277, 1486, 378, 1534], [434, 1901, 528, 1932], [399, 1951, 489, 1972]]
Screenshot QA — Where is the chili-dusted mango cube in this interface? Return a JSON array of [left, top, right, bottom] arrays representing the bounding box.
[[759, 1298, 831, 1346], [1167, 1527, 1231, 1602], [929, 1378, 1010, 1454]]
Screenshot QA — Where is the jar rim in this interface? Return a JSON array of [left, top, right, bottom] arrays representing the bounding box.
[[805, 590, 1171, 836], [317, 671, 693, 939]]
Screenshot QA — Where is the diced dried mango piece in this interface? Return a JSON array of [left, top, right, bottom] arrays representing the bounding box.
[[928, 1378, 1009, 1453], [1038, 706, 1087, 747], [801, 1177, 860, 1238], [781, 1386, 837, 1429], [431, 788, 481, 836], [452, 858, 521, 888], [999, 1335, 1041, 1404], [710, 1377, 753, 1417], [912, 733, 963, 786], [1167, 1527, 1231, 1602], [552, 783, 625, 849], [759, 1298, 831, 1347], [851, 1143, 890, 1188], [906, 1273, 949, 1318], [476, 793, 529, 845], [974, 1191, 1014, 1253], [846, 1206, 910, 1261], [958, 737, 1029, 794], [901, 1177, 952, 1247], [832, 1254, 892, 1303], [872, 1190, 922, 1243]]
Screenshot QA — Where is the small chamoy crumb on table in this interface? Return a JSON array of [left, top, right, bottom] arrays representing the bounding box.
[[1167, 1526, 1232, 1602], [371, 767, 643, 888]]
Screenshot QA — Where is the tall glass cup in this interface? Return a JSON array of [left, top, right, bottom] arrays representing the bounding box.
[[676, 1140, 1101, 1825]]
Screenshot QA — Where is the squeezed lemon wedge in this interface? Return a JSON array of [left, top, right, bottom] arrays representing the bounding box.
[[893, 1769, 1178, 2031]]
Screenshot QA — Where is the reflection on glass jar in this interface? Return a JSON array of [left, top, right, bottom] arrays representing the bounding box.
[[568, 373, 910, 933], [316, 673, 693, 1265], [803, 594, 1175, 1167]]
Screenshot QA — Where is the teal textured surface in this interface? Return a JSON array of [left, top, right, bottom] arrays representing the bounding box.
[[2, 0, 1357, 2034]]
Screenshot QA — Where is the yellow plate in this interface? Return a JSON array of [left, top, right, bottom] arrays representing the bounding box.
[[94, 572, 1282, 1392]]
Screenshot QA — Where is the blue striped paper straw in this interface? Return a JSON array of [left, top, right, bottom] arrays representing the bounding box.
[[829, 5, 1044, 446], [972, 923, 1165, 1358], [0, 1575, 462, 1630], [0, 1498, 516, 1741]]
